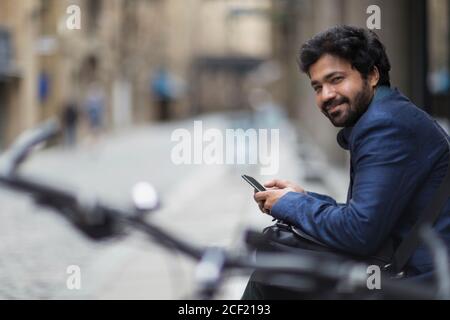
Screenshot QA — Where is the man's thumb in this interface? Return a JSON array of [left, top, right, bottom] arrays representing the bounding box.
[[264, 179, 277, 187]]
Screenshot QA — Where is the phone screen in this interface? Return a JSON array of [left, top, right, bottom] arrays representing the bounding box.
[[242, 175, 266, 192]]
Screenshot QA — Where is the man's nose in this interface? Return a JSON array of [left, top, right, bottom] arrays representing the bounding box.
[[320, 85, 337, 108], [322, 85, 337, 101]]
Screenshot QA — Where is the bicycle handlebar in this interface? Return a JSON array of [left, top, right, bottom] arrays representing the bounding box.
[[1, 119, 60, 177]]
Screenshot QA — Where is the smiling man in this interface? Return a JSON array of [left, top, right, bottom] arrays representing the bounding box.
[[243, 25, 450, 299]]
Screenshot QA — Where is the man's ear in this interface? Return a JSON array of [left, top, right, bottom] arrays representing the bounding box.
[[369, 66, 380, 88]]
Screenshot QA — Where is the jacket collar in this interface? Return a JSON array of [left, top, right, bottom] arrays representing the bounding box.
[[336, 86, 393, 150]]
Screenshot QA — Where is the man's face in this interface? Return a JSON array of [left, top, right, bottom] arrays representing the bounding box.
[[309, 54, 376, 127]]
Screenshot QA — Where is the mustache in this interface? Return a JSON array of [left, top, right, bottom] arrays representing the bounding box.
[[322, 97, 349, 111]]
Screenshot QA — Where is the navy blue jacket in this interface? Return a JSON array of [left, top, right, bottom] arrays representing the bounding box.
[[271, 86, 450, 276]]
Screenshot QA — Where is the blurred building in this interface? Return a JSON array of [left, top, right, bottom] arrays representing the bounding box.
[[0, 0, 273, 150], [189, 0, 273, 114], [0, 0, 40, 150]]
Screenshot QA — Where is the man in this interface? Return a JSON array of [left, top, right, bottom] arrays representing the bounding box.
[[243, 25, 450, 299], [62, 98, 79, 147]]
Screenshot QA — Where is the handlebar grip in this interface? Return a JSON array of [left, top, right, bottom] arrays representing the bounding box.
[[2, 119, 61, 176]]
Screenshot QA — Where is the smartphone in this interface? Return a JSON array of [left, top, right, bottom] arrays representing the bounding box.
[[242, 175, 266, 192]]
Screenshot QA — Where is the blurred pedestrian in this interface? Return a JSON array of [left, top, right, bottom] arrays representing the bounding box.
[[84, 82, 106, 141], [151, 67, 176, 121], [61, 99, 79, 147]]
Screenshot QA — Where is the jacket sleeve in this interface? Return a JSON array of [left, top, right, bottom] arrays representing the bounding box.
[[271, 119, 421, 256], [306, 191, 338, 206]]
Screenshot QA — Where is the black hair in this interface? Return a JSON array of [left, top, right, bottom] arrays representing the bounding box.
[[299, 25, 391, 87]]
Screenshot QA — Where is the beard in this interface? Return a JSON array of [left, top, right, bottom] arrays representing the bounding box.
[[323, 80, 373, 127]]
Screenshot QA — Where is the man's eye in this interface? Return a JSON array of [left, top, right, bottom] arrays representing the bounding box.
[[313, 86, 322, 93], [331, 77, 343, 84]]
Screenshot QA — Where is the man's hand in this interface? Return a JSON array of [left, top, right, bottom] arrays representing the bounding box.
[[264, 179, 304, 193], [254, 188, 295, 214], [253, 179, 305, 214]]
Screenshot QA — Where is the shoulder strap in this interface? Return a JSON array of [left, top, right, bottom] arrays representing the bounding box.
[[390, 136, 450, 274]]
